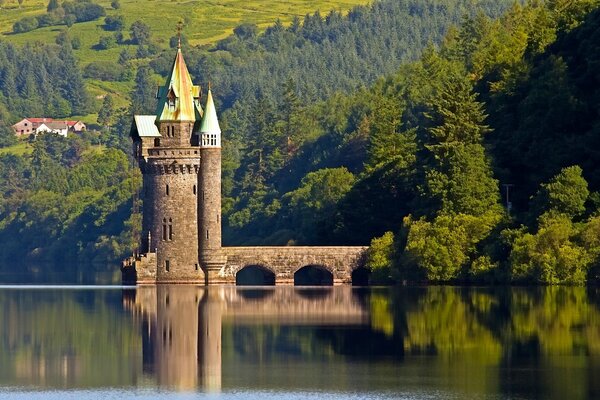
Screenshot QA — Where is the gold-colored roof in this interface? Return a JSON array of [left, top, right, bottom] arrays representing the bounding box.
[[156, 48, 202, 122]]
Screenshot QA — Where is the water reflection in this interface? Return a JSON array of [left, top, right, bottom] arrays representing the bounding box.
[[0, 286, 599, 398]]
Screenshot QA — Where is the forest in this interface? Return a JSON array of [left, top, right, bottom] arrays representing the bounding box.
[[0, 0, 599, 284]]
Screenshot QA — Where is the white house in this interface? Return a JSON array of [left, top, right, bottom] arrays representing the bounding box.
[[36, 122, 69, 137]]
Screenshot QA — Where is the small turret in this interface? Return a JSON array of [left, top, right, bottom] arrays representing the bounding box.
[[199, 86, 221, 148], [198, 86, 225, 282]]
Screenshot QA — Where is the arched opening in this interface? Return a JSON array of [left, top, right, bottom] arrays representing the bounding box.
[[294, 265, 333, 286], [236, 265, 275, 286], [154, 138, 160, 147], [352, 267, 370, 286]]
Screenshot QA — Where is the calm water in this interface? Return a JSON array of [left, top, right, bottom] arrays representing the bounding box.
[[0, 286, 599, 399]]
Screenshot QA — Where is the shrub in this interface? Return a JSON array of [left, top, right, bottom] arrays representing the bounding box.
[[13, 17, 39, 33], [104, 15, 124, 31], [83, 61, 124, 81]]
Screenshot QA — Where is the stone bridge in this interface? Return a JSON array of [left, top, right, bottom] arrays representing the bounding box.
[[216, 246, 369, 285]]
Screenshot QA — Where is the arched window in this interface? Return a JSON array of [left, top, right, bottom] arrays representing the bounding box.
[[154, 138, 160, 147], [168, 218, 173, 241]]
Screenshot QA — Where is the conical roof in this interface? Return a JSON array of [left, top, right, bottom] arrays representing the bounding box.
[[155, 48, 202, 122], [199, 88, 221, 135]]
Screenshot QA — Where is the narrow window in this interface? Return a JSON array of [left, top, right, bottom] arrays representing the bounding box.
[[195, 263, 199, 271], [162, 218, 167, 241], [193, 185, 196, 195], [168, 218, 173, 241], [166, 184, 170, 196], [217, 214, 219, 223], [154, 138, 160, 147], [206, 230, 209, 240], [165, 260, 170, 272]]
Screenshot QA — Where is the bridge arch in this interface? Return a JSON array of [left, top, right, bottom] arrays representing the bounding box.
[[294, 265, 334, 286], [235, 264, 276, 286]]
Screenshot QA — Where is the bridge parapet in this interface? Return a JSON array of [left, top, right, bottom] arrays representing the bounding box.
[[220, 246, 369, 285]]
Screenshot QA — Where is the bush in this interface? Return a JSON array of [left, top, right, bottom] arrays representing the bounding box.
[[130, 20, 151, 45], [509, 214, 591, 284], [104, 15, 124, 31], [96, 35, 117, 50], [366, 231, 395, 283], [83, 61, 124, 81], [400, 212, 501, 281], [62, 1, 105, 23], [13, 17, 39, 33]]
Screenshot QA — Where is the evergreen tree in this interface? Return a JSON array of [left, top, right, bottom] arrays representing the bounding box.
[[422, 74, 500, 216], [47, 0, 60, 12], [97, 95, 115, 128], [130, 67, 156, 115]]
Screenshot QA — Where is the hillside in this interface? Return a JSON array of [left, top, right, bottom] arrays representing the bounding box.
[[0, 0, 371, 63]]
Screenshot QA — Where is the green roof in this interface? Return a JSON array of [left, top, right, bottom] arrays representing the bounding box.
[[199, 89, 221, 135], [155, 48, 202, 122]]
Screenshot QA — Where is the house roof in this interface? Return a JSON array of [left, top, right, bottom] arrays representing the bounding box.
[[133, 115, 161, 137], [27, 118, 54, 123], [155, 48, 202, 122], [39, 122, 68, 130]]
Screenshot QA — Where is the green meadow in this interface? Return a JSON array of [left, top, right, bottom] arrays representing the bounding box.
[[0, 0, 371, 63], [0, 0, 370, 121]]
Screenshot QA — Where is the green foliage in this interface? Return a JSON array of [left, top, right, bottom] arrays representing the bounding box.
[[96, 35, 117, 50], [366, 231, 395, 283], [104, 15, 124, 31], [97, 95, 114, 127], [400, 212, 501, 281], [84, 61, 123, 81], [47, 0, 59, 12], [509, 214, 592, 284], [422, 73, 500, 216], [14, 0, 105, 33], [532, 166, 589, 219], [12, 16, 38, 33], [129, 20, 151, 45], [0, 135, 140, 269]]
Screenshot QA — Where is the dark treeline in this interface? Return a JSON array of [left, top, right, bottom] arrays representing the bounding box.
[[151, 0, 512, 110], [217, 0, 600, 285], [0, 133, 139, 271]]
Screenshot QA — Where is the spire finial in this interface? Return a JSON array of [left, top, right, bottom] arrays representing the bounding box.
[[208, 81, 212, 91], [176, 21, 183, 49]]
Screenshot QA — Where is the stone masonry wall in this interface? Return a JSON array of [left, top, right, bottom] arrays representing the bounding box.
[[220, 246, 368, 285], [144, 151, 204, 283]]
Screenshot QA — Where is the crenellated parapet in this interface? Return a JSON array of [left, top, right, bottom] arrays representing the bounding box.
[[142, 161, 201, 175]]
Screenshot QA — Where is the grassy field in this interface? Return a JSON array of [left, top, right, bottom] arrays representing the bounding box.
[[0, 0, 370, 123], [0, 140, 32, 156], [0, 0, 370, 64]]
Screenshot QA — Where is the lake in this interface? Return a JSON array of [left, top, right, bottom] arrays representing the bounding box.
[[0, 285, 598, 399]]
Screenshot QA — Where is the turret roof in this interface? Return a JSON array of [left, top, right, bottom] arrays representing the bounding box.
[[199, 88, 221, 135], [155, 48, 202, 122]]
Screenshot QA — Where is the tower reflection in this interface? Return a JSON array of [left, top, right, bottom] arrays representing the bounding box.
[[124, 286, 369, 392]]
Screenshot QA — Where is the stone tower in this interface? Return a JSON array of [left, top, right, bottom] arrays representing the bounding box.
[[197, 88, 226, 282], [129, 45, 205, 283]]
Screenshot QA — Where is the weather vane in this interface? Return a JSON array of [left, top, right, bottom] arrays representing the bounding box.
[[176, 21, 184, 49]]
